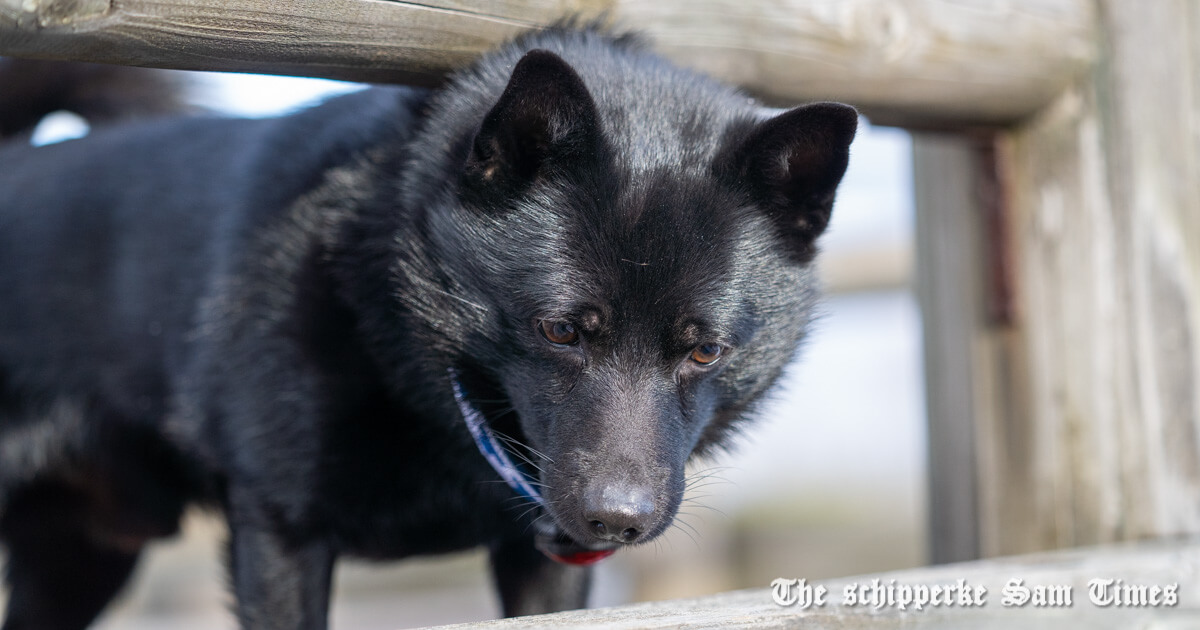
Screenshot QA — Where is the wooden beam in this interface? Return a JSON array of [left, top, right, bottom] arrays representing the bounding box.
[[969, 0, 1200, 555], [429, 538, 1200, 629], [0, 0, 1096, 127], [914, 133, 991, 564], [0, 0, 581, 88], [618, 0, 1097, 127], [915, 131, 1044, 562]]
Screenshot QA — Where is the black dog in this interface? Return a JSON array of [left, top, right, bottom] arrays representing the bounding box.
[[0, 25, 855, 630]]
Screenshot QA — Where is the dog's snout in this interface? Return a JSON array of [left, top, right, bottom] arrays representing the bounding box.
[[583, 484, 655, 544]]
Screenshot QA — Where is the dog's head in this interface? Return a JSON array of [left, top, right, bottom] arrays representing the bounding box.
[[399, 42, 855, 555]]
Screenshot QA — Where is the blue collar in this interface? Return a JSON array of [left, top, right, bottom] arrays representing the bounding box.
[[448, 369, 544, 504]]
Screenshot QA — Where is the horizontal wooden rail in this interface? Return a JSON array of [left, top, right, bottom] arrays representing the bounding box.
[[429, 538, 1200, 629], [0, 0, 1096, 127]]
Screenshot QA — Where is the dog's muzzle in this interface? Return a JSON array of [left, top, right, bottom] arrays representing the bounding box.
[[450, 369, 617, 565]]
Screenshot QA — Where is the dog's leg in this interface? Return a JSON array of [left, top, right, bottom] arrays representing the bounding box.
[[226, 501, 335, 630], [0, 482, 142, 630], [489, 536, 591, 616]]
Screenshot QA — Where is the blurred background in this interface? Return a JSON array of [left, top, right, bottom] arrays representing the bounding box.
[[10, 72, 923, 630]]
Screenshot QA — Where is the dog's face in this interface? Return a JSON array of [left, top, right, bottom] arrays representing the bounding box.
[[418, 49, 855, 551]]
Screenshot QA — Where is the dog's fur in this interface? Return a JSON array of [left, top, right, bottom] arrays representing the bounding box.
[[0, 26, 855, 630]]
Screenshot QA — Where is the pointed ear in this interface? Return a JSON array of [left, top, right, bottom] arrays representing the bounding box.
[[719, 102, 857, 261], [462, 49, 601, 202]]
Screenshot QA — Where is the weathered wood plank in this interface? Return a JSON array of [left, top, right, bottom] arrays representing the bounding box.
[[618, 0, 1097, 126], [0, 0, 1096, 126], [915, 131, 1048, 563], [0, 0, 588, 87], [424, 538, 1200, 629], [913, 133, 984, 564], [972, 0, 1200, 555]]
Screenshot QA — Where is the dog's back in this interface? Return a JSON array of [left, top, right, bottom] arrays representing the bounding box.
[[0, 76, 425, 413], [0, 65, 432, 628], [0, 61, 195, 508]]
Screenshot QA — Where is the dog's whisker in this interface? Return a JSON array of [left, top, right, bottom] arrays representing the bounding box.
[[685, 465, 736, 478], [503, 448, 548, 472], [684, 471, 735, 490], [514, 503, 545, 523], [500, 493, 543, 507], [499, 451, 547, 476], [683, 480, 733, 493], [669, 522, 702, 550], [488, 445, 546, 475], [486, 480, 549, 497], [679, 502, 729, 519], [684, 472, 734, 486], [491, 431, 553, 464], [490, 428, 547, 455], [526, 511, 550, 527], [685, 472, 732, 484], [514, 506, 543, 522], [522, 510, 561, 538], [687, 464, 737, 475], [672, 515, 703, 541]]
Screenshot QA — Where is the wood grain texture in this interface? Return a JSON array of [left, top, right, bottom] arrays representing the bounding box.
[[914, 131, 1046, 560], [618, 0, 1096, 126], [0, 0, 613, 86], [0, 0, 1095, 126], [981, 0, 1200, 555], [429, 538, 1200, 628]]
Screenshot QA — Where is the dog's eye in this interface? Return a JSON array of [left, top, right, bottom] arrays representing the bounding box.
[[539, 320, 579, 345], [690, 343, 723, 365]]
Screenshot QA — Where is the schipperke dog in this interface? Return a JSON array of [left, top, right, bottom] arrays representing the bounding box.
[[0, 24, 855, 630]]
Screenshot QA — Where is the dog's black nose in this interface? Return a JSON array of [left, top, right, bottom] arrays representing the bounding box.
[[583, 485, 655, 544]]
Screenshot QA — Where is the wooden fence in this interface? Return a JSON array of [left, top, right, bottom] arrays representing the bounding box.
[[3, 0, 1092, 126], [3, 0, 1199, 591]]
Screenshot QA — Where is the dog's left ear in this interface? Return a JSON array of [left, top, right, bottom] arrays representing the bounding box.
[[462, 49, 601, 203], [719, 102, 857, 262]]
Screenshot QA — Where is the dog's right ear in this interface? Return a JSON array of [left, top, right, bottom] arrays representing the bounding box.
[[462, 49, 601, 203], [716, 102, 857, 263]]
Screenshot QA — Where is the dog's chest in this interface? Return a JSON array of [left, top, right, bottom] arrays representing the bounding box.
[[314, 409, 526, 559]]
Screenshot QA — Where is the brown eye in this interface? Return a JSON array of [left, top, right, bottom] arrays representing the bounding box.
[[539, 320, 579, 345], [690, 343, 723, 365]]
